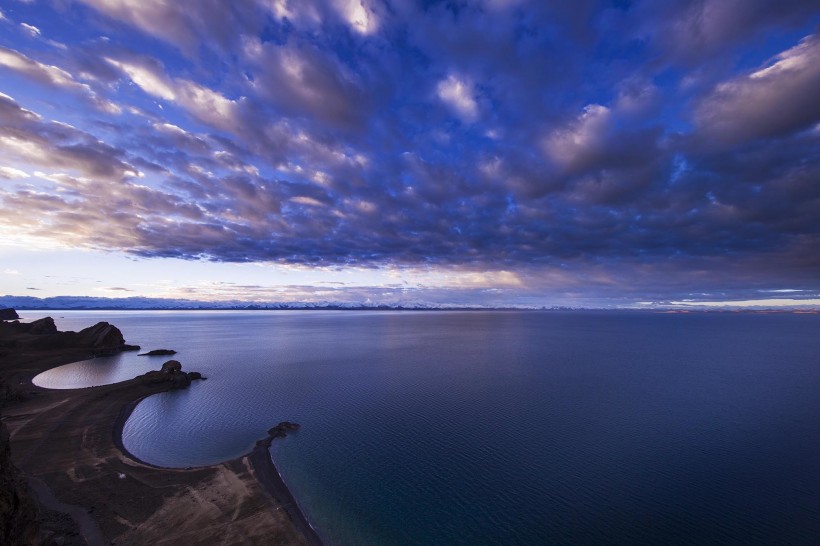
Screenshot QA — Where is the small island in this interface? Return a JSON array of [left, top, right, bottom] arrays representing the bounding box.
[[0, 312, 319, 545], [138, 349, 177, 356]]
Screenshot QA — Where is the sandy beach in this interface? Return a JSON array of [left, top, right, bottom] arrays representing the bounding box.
[[0, 318, 321, 545]]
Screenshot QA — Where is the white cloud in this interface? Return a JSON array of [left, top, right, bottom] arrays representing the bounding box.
[[333, 0, 378, 35], [0, 47, 121, 113], [290, 196, 325, 207], [0, 47, 74, 87], [0, 166, 31, 179], [398, 267, 525, 289], [106, 57, 240, 132], [20, 22, 40, 37], [3, 268, 21, 275], [267, 0, 322, 28], [78, 0, 197, 52], [176, 80, 239, 130], [437, 75, 478, 122], [0, 94, 137, 180], [106, 57, 176, 100]]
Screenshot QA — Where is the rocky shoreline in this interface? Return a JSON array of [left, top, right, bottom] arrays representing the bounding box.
[[0, 312, 321, 545]]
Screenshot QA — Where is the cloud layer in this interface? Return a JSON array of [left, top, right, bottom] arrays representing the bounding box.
[[0, 1, 819, 304]]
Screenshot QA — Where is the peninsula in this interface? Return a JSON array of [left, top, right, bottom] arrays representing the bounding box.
[[0, 312, 319, 545]]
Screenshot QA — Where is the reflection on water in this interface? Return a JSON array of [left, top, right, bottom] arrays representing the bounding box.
[[33, 352, 157, 389], [30, 310, 196, 389]]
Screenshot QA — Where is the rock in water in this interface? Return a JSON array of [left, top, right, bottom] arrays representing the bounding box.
[[267, 421, 301, 438], [138, 349, 177, 356], [140, 361, 200, 390], [160, 360, 182, 374]]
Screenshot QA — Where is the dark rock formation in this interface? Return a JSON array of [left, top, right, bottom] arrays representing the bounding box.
[[170, 373, 191, 389], [0, 318, 136, 355], [28, 317, 58, 335], [0, 421, 40, 545], [0, 308, 19, 321], [160, 360, 182, 374], [75, 322, 124, 349], [256, 422, 301, 448], [268, 422, 301, 438], [139, 361, 203, 390], [138, 349, 177, 356]]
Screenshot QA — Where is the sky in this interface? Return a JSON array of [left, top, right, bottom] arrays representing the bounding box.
[[0, 0, 819, 308]]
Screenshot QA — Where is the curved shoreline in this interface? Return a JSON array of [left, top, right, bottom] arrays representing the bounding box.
[[1, 326, 322, 545], [248, 438, 325, 546], [110, 387, 323, 545]]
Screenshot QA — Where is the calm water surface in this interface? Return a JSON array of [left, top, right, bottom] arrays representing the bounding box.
[[32, 310, 820, 544]]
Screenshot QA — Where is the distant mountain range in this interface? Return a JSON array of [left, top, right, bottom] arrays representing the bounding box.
[[1, 295, 815, 313], [0, 295, 534, 311]]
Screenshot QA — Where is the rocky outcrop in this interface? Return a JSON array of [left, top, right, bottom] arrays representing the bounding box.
[[138, 349, 177, 356], [139, 360, 203, 390], [257, 422, 301, 447], [75, 322, 124, 349], [28, 317, 58, 335], [0, 421, 40, 546], [160, 360, 182, 374], [0, 318, 139, 354], [0, 309, 19, 321]]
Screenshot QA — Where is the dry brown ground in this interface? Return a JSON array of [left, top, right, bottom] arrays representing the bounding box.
[[2, 347, 319, 546]]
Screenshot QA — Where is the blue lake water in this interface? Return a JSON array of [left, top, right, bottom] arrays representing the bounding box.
[[31, 310, 820, 544]]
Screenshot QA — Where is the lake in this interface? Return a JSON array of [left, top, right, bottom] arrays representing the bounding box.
[[32, 310, 820, 545]]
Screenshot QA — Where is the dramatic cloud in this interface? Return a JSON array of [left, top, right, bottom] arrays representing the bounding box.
[[75, 0, 267, 55], [243, 39, 370, 131], [695, 33, 820, 144], [0, 0, 818, 306], [0, 47, 120, 112], [0, 93, 135, 178], [105, 56, 240, 132]]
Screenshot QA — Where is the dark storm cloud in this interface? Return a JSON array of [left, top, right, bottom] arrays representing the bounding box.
[[0, 0, 819, 302]]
